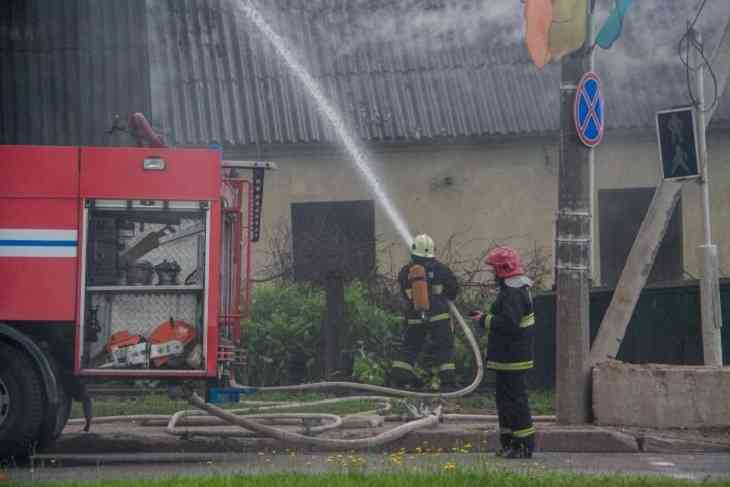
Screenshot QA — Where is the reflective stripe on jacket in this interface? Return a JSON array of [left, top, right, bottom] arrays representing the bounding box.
[[483, 281, 535, 371]]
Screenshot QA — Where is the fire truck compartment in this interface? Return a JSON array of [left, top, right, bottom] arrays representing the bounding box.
[[80, 200, 210, 373]]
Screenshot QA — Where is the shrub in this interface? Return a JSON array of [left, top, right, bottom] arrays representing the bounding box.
[[244, 280, 483, 387], [245, 281, 402, 386], [245, 282, 325, 386]]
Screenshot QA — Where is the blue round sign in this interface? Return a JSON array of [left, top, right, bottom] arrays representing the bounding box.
[[574, 71, 604, 147]]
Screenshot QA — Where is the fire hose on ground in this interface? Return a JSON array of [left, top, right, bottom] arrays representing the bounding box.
[[228, 302, 483, 399], [66, 302, 553, 451]]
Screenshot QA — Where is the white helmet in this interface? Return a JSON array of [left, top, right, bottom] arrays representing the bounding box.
[[411, 234, 435, 258]]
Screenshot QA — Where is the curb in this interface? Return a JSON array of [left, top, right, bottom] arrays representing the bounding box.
[[638, 435, 730, 453], [46, 425, 730, 456]]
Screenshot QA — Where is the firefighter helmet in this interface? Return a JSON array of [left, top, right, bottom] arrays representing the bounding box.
[[411, 234, 435, 258], [485, 246, 525, 279]]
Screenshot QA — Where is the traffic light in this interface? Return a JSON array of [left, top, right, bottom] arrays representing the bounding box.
[[656, 107, 700, 180]]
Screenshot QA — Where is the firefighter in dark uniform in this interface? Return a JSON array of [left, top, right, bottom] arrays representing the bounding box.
[[391, 234, 459, 390], [470, 246, 536, 458]]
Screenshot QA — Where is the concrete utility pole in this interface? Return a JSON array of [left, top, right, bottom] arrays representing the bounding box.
[[590, 181, 683, 364], [555, 6, 594, 424], [692, 28, 724, 366]]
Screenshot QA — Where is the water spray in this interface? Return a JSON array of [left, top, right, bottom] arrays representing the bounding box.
[[236, 1, 413, 246]]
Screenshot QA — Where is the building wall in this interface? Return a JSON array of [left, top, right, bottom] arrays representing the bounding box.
[[0, 0, 151, 146], [251, 131, 730, 287]]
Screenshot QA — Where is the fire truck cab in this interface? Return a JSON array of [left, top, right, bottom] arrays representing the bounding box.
[[0, 145, 270, 458]]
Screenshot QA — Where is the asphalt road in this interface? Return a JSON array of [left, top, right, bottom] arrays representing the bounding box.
[[7, 452, 730, 483]]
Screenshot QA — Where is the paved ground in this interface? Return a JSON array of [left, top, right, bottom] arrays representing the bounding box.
[[7, 452, 730, 483], [3, 417, 728, 484], [41, 418, 730, 455]]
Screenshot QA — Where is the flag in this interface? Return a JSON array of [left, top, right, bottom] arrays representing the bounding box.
[[524, 0, 553, 69], [595, 0, 634, 49], [548, 0, 589, 61]]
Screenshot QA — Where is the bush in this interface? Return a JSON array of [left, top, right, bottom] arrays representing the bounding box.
[[342, 281, 403, 378], [245, 283, 325, 386], [245, 281, 402, 386], [244, 280, 484, 387]]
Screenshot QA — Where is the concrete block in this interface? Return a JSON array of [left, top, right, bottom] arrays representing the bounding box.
[[593, 361, 730, 428]]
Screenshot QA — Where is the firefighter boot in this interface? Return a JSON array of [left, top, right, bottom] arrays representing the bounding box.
[[504, 436, 534, 459], [495, 433, 512, 457]]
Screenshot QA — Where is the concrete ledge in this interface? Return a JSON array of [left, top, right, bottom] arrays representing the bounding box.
[[538, 429, 639, 453], [593, 361, 730, 428]]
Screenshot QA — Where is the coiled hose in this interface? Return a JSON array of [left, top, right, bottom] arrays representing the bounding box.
[[169, 302, 484, 450], [69, 302, 500, 451]]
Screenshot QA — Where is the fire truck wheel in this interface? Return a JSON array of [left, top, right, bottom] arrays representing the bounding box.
[[0, 342, 45, 460], [37, 376, 71, 448]]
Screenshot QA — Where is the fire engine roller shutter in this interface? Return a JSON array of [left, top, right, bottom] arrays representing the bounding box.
[[79, 147, 220, 200]]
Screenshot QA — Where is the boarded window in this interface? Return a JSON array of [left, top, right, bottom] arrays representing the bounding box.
[[291, 200, 375, 283], [599, 188, 683, 287]]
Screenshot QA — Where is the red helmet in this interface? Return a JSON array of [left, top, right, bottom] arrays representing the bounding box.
[[485, 246, 525, 279]]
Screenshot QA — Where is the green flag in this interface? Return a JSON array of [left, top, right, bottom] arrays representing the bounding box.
[[596, 0, 634, 49]]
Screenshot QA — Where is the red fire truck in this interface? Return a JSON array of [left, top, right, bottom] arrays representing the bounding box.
[[0, 143, 272, 458]]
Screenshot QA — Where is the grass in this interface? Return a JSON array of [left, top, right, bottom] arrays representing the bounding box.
[[445, 389, 554, 416], [7, 471, 729, 487], [72, 390, 555, 419]]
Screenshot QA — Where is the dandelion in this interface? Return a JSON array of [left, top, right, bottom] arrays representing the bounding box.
[[443, 461, 457, 472]]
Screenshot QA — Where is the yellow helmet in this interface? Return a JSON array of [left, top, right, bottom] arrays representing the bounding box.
[[411, 234, 435, 258]]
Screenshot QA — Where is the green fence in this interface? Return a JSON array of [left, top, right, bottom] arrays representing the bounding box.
[[529, 279, 730, 389]]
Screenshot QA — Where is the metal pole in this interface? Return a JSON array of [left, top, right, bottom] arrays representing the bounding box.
[[692, 28, 724, 366], [555, 5, 594, 424]]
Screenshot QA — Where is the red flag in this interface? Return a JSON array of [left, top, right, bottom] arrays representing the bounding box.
[[524, 0, 553, 69]]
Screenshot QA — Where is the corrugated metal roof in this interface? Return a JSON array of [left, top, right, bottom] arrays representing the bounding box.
[[0, 0, 150, 146], [147, 0, 730, 147], [2, 0, 728, 147], [147, 0, 558, 145]]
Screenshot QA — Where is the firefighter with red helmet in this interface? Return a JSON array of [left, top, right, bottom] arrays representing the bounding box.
[[391, 234, 459, 390], [470, 246, 536, 458]]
